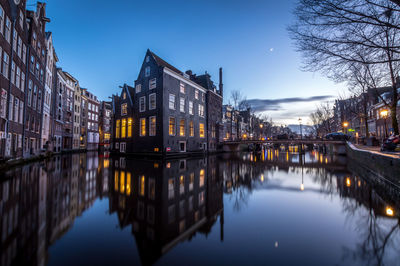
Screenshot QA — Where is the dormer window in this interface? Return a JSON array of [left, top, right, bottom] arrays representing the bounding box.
[[145, 66, 150, 77], [123, 92, 126, 99], [135, 84, 141, 93], [146, 56, 150, 63]]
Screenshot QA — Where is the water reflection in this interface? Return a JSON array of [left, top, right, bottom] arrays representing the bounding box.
[[0, 150, 398, 265]]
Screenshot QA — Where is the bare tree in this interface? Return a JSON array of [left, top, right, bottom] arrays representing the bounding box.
[[230, 90, 243, 110], [289, 0, 400, 135], [310, 102, 335, 136]]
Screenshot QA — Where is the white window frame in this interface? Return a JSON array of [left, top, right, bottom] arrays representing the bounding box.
[[139, 96, 146, 112], [189, 101, 193, 115], [135, 83, 141, 93], [149, 78, 156, 89], [180, 97, 185, 113], [169, 94, 176, 110], [180, 82, 185, 94], [149, 93, 156, 110]]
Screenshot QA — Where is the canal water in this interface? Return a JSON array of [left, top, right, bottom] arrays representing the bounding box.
[[0, 150, 399, 266]]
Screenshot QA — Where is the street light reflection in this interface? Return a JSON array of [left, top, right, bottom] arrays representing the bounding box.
[[386, 207, 394, 217], [346, 177, 351, 187]]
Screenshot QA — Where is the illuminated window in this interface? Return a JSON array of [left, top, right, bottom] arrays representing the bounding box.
[[212, 125, 216, 138], [126, 172, 131, 195], [121, 103, 127, 115], [169, 117, 175, 136], [149, 116, 156, 136], [149, 178, 155, 200], [114, 171, 119, 191], [180, 82, 185, 94], [199, 123, 205, 138], [116, 120, 120, 138], [199, 169, 205, 187], [140, 118, 146, 136], [189, 173, 194, 191], [140, 175, 145, 196], [180, 175, 185, 195], [123, 92, 126, 99], [179, 119, 185, 136], [128, 118, 133, 137], [104, 133, 110, 140], [168, 179, 174, 199], [189, 121, 194, 137], [120, 171, 125, 193], [121, 119, 126, 138]]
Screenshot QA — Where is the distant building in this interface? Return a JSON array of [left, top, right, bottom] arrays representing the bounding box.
[[99, 101, 112, 151], [84, 89, 100, 150]]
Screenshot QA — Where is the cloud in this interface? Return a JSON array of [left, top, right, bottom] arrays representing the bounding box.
[[246, 95, 334, 112]]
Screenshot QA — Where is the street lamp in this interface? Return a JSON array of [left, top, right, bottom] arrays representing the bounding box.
[[298, 118, 302, 140], [343, 121, 349, 135], [380, 109, 389, 139]]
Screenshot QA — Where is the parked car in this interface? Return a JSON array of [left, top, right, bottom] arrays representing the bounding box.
[[324, 132, 350, 141]]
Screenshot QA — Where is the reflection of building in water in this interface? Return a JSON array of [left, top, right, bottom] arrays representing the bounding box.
[[110, 156, 224, 265], [0, 153, 104, 266]]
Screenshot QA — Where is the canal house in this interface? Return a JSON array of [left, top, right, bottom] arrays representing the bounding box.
[[112, 49, 219, 155]]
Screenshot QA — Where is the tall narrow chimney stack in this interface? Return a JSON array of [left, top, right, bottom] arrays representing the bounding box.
[[219, 67, 223, 97]]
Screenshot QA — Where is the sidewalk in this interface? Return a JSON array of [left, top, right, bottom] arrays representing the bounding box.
[[353, 144, 400, 159]]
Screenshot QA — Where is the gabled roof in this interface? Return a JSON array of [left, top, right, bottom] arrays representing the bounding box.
[[148, 49, 183, 75]]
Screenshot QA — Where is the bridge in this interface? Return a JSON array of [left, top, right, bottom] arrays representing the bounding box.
[[221, 139, 347, 155]]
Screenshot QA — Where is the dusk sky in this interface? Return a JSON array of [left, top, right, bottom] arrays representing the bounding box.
[[29, 0, 346, 125]]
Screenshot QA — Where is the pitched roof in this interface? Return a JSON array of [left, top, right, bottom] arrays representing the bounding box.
[[148, 49, 183, 75]]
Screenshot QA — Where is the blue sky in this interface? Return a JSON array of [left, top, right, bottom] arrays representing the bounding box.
[[29, 0, 345, 125]]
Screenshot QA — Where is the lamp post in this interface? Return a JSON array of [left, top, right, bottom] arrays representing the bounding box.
[[380, 109, 388, 139], [298, 118, 302, 140], [343, 121, 349, 135]]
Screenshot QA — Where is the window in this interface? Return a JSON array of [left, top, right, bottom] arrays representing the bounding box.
[[140, 175, 145, 196], [0, 89, 7, 118], [2, 52, 9, 78], [11, 61, 15, 84], [116, 119, 120, 138], [146, 55, 150, 63], [13, 98, 18, 122], [13, 29, 17, 52], [179, 119, 185, 136], [0, 6, 3, 35], [30, 56, 34, 72], [189, 173, 194, 191], [5, 16, 10, 43], [121, 103, 127, 115], [149, 93, 156, 110], [189, 121, 194, 137], [149, 116, 156, 136], [122, 92, 126, 99], [149, 78, 156, 89], [180, 82, 185, 94], [179, 97, 185, 113], [199, 123, 205, 138], [17, 37, 22, 58], [19, 10, 23, 29], [8, 94, 13, 121], [28, 80, 32, 106], [202, 92, 205, 102], [135, 83, 141, 93], [128, 118, 133, 137], [22, 44, 26, 64], [168, 179, 175, 200], [169, 94, 176, 110], [195, 89, 199, 99], [200, 169, 205, 187], [139, 96, 145, 112], [198, 104, 204, 117], [169, 117, 175, 136], [21, 72, 25, 92], [16, 67, 20, 89], [140, 118, 146, 136], [189, 101, 193, 115], [180, 175, 185, 194], [212, 124, 216, 138], [145, 66, 150, 77], [121, 118, 126, 138]]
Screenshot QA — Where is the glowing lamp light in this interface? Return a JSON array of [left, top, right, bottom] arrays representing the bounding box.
[[343, 122, 349, 128], [300, 183, 304, 191], [260, 124, 263, 128], [261, 174, 264, 182], [346, 177, 351, 187], [380, 109, 389, 118], [386, 207, 394, 217]]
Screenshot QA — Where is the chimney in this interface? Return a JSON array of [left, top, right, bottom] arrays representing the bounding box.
[[219, 67, 223, 97]]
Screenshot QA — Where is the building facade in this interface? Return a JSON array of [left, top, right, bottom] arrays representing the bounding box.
[[99, 101, 111, 151]]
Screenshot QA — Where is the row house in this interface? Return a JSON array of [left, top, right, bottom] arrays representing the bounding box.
[[111, 49, 223, 155], [63, 71, 80, 150], [24, 3, 49, 157], [99, 101, 111, 151], [81, 88, 99, 150], [0, 0, 28, 159]]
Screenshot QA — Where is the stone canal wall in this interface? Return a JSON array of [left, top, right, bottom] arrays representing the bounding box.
[[346, 142, 400, 189]]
